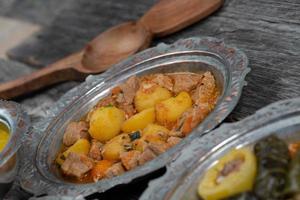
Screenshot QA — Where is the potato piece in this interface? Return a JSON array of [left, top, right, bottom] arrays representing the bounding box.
[[134, 85, 172, 112], [63, 139, 91, 158], [55, 153, 65, 166], [132, 138, 148, 152], [102, 134, 130, 161], [156, 92, 192, 124], [143, 124, 169, 137], [56, 139, 91, 165], [89, 106, 125, 142], [121, 108, 155, 133], [142, 124, 169, 143]]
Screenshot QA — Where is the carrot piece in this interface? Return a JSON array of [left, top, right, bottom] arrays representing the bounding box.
[[182, 115, 193, 136], [112, 86, 122, 95], [288, 142, 300, 157], [90, 160, 114, 182]]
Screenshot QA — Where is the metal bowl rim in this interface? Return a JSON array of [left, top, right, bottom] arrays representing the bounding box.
[[140, 97, 300, 200], [18, 37, 250, 196], [0, 100, 30, 167]]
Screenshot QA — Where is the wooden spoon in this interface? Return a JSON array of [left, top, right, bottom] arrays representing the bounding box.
[[0, 0, 223, 99]]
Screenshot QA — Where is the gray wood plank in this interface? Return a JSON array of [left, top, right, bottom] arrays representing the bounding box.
[[1, 0, 300, 199], [0, 59, 78, 123], [0, 0, 73, 26], [7, 0, 156, 66], [6, 0, 300, 120]]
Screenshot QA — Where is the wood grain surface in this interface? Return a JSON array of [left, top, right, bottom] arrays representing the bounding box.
[[4, 0, 300, 121], [0, 0, 300, 199]]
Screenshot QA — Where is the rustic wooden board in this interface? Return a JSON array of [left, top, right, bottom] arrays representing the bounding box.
[[0, 17, 40, 58], [6, 0, 156, 67], [0, 0, 73, 26], [0, 59, 78, 123], [1, 0, 300, 199], [6, 0, 300, 121]]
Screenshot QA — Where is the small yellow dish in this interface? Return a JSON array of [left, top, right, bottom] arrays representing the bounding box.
[[0, 122, 9, 152]]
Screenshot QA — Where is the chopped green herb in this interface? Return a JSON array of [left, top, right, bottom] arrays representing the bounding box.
[[130, 131, 141, 141]]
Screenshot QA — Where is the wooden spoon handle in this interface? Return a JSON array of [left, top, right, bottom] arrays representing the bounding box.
[[140, 0, 223, 37], [0, 52, 85, 99]]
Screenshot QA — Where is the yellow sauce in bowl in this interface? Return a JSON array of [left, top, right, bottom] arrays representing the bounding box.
[[0, 122, 9, 152]]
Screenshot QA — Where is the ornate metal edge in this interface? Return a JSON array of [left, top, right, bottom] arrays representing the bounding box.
[[0, 100, 30, 167], [140, 97, 300, 200], [18, 37, 250, 197]]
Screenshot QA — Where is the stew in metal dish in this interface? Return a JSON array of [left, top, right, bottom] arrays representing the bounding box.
[[55, 71, 219, 183]]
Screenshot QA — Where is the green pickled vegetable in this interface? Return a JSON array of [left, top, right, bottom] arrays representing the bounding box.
[[284, 149, 300, 197], [225, 192, 258, 200], [254, 135, 290, 200]]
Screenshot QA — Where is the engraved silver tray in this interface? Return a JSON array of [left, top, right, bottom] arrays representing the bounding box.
[[140, 97, 300, 200], [0, 100, 30, 198], [17, 37, 249, 197], [0, 100, 30, 167]]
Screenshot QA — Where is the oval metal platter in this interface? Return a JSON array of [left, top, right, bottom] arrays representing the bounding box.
[[17, 37, 249, 197], [140, 97, 300, 200]]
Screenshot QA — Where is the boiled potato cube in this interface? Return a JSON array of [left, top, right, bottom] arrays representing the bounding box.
[[63, 138, 91, 158], [102, 134, 130, 161], [143, 124, 169, 136], [56, 153, 65, 166], [156, 92, 192, 124], [142, 123, 169, 143], [132, 139, 148, 152], [122, 108, 155, 133], [56, 138, 91, 165], [134, 85, 171, 112], [89, 106, 125, 142]]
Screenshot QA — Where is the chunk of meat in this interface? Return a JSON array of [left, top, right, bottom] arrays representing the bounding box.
[[170, 73, 203, 93], [219, 157, 244, 177], [143, 131, 169, 143], [120, 150, 141, 170], [138, 147, 157, 165], [104, 162, 125, 178], [86, 95, 118, 122], [174, 72, 218, 136], [138, 80, 158, 94], [118, 76, 139, 105], [191, 71, 217, 106], [133, 139, 148, 152], [63, 121, 89, 146], [168, 130, 184, 138], [91, 76, 139, 119], [148, 141, 169, 155], [61, 152, 94, 178], [176, 105, 211, 136], [118, 104, 136, 119], [96, 96, 116, 108], [150, 74, 173, 91], [167, 136, 182, 147], [89, 139, 103, 161]]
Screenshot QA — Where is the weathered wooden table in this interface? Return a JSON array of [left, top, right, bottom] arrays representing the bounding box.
[[0, 0, 299, 199]]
